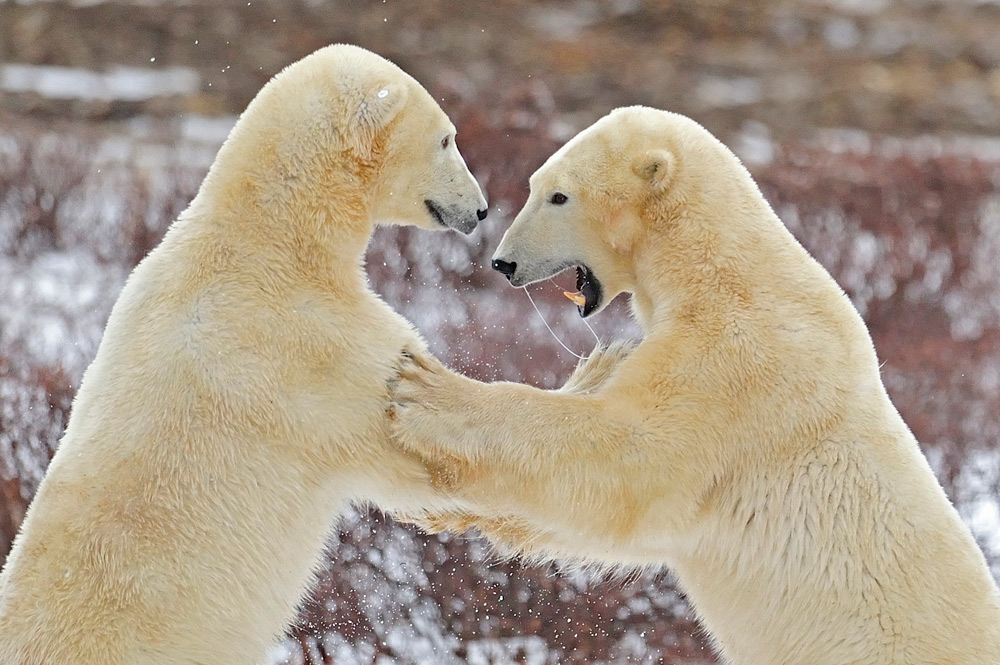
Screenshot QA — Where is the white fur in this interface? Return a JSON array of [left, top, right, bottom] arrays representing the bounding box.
[[390, 107, 1000, 665], [0, 44, 485, 665]]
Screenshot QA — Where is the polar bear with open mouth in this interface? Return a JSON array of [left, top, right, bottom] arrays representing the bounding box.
[[390, 106, 1000, 665]]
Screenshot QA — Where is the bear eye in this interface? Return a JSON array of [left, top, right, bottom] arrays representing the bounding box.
[[549, 192, 568, 205], [441, 135, 451, 149]]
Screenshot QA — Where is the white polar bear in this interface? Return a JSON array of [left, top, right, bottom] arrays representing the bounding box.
[[0, 44, 487, 665], [389, 107, 1000, 665]]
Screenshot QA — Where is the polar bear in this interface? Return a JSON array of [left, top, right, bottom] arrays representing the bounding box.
[[389, 107, 1000, 664], [0, 44, 487, 665]]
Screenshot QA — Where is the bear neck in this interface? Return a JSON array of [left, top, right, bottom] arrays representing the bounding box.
[[632, 176, 792, 335], [189, 118, 385, 285]]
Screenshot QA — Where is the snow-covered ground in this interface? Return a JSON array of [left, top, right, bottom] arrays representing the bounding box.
[[1, 64, 200, 102]]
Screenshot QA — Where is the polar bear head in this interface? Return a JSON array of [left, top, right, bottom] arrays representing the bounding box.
[[344, 56, 489, 234], [491, 106, 742, 317], [230, 44, 487, 235], [329, 45, 488, 233]]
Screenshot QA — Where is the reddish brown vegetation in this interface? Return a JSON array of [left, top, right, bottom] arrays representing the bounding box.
[[2, 106, 998, 665], [2, 1, 999, 662]]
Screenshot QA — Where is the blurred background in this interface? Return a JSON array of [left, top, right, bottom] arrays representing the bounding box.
[[2, 1, 1000, 663]]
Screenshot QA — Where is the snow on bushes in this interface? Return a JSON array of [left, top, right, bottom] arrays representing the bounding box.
[[2, 110, 999, 663]]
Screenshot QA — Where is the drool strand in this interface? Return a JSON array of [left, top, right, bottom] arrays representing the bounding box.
[[522, 285, 593, 360]]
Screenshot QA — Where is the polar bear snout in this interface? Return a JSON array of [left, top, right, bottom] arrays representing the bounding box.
[[490, 236, 566, 287], [424, 199, 485, 235], [488, 251, 544, 287], [491, 258, 517, 281], [490, 255, 532, 287], [419, 158, 489, 234]]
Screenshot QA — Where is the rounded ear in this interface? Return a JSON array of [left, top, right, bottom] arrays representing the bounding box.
[[631, 149, 675, 192], [349, 82, 408, 154]]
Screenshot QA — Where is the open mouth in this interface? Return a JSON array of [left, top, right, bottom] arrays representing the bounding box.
[[562, 265, 603, 318], [424, 200, 448, 228]]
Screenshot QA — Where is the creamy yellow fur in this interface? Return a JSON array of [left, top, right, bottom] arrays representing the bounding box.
[[390, 107, 1000, 665], [0, 44, 486, 665]]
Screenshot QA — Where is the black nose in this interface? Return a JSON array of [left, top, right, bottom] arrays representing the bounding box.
[[491, 259, 517, 280], [476, 208, 488, 221]]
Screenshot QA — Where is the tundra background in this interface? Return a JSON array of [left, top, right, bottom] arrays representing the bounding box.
[[1, 1, 999, 664]]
